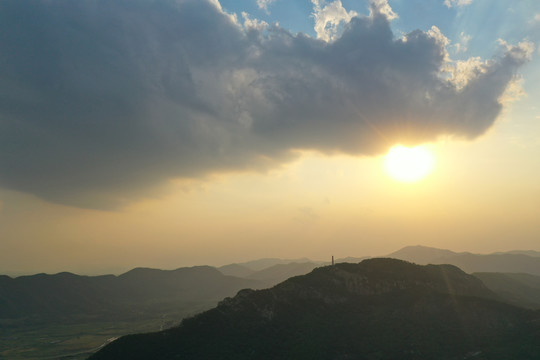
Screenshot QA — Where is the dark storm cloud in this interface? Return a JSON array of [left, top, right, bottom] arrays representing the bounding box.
[[0, 0, 531, 208]]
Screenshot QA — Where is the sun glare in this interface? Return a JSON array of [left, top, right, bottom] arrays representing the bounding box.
[[384, 145, 435, 182]]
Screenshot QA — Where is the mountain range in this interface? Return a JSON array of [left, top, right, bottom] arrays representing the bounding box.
[[0, 261, 331, 326], [388, 245, 540, 276], [89, 258, 540, 360], [4, 245, 540, 359], [0, 266, 262, 322], [4, 246, 540, 323]]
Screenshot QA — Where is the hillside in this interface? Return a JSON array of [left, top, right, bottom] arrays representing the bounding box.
[[473, 272, 540, 309], [90, 259, 540, 360]]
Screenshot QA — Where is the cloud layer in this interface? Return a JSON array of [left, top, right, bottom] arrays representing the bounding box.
[[0, 0, 531, 208]]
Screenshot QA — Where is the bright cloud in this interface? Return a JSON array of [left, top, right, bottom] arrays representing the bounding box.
[[369, 0, 397, 21], [242, 12, 269, 31], [311, 0, 358, 42]]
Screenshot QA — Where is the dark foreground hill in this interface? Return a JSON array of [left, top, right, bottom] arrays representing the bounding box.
[[89, 259, 540, 360]]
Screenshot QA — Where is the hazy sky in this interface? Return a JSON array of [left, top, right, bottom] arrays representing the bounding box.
[[1, 0, 539, 275]]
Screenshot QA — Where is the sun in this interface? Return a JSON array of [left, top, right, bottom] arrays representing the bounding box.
[[384, 145, 435, 182]]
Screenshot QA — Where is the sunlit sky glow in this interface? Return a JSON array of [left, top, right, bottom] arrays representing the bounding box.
[[0, 0, 539, 275], [384, 145, 435, 182]]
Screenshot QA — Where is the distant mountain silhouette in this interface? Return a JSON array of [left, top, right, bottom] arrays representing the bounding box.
[[231, 257, 316, 271], [247, 262, 320, 283], [335, 256, 370, 263], [218, 263, 255, 278], [0, 259, 328, 324], [0, 266, 263, 321], [1, 271, 115, 319], [219, 258, 368, 288], [387, 245, 457, 264], [493, 250, 540, 257], [218, 259, 326, 287], [473, 272, 540, 309], [389, 245, 540, 276], [90, 259, 540, 360]]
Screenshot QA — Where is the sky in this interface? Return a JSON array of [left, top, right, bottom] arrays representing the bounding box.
[[1, 0, 539, 276]]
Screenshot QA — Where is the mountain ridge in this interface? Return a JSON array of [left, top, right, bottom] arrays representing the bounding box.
[[90, 258, 540, 360], [0, 265, 264, 321], [388, 245, 540, 276]]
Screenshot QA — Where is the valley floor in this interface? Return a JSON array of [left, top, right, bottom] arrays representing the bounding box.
[[0, 308, 207, 360]]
